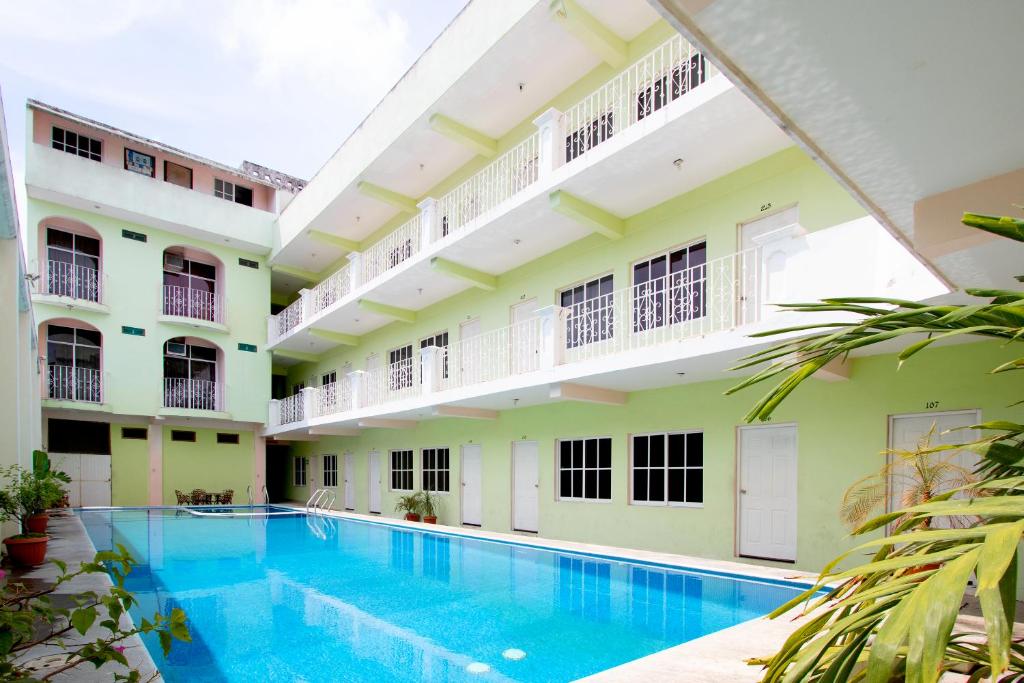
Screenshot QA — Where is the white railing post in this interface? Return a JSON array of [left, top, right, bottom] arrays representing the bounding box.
[[347, 252, 362, 292], [420, 346, 440, 396], [418, 197, 438, 244], [537, 305, 567, 370], [300, 387, 315, 423], [348, 370, 365, 410], [269, 399, 280, 427], [266, 315, 276, 343], [533, 107, 565, 180], [299, 288, 313, 323]]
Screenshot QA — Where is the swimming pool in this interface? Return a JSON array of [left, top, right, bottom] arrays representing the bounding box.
[[79, 508, 808, 682]]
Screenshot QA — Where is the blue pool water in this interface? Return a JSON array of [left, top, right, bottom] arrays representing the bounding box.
[[79, 508, 808, 682]]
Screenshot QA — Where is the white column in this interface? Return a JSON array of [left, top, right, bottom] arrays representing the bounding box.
[[346, 251, 362, 292], [420, 345, 440, 395], [300, 386, 316, 422], [298, 288, 313, 324], [536, 305, 568, 370], [533, 107, 565, 180], [268, 398, 281, 427], [266, 314, 277, 344], [348, 370, 366, 409], [418, 197, 438, 245]]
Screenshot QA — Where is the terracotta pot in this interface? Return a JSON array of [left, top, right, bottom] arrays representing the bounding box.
[[404, 513, 421, 522], [27, 513, 49, 534], [4, 535, 48, 566], [423, 515, 437, 524]]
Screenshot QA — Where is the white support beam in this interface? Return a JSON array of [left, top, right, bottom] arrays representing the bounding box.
[[429, 113, 498, 158], [550, 0, 628, 68], [309, 427, 363, 437], [432, 405, 499, 421], [549, 382, 627, 405], [267, 431, 320, 442], [357, 418, 418, 430]]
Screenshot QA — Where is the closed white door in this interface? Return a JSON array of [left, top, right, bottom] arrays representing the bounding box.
[[461, 445, 483, 526], [510, 299, 539, 374], [344, 453, 355, 510], [739, 205, 800, 322], [459, 318, 482, 384], [512, 441, 539, 532], [368, 451, 382, 514], [738, 424, 798, 561], [888, 410, 980, 524], [50, 453, 111, 507]]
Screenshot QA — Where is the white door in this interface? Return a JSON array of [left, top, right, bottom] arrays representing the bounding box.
[[738, 424, 798, 561], [344, 453, 355, 510], [888, 410, 980, 523], [461, 445, 483, 526], [739, 205, 800, 323], [368, 451, 382, 514], [512, 441, 539, 532], [510, 299, 539, 375], [50, 453, 111, 507], [459, 318, 482, 384], [307, 454, 320, 492]]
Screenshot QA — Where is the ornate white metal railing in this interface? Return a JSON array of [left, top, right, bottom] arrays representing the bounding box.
[[362, 357, 422, 408], [279, 392, 304, 424], [435, 133, 541, 240], [361, 214, 422, 285], [562, 34, 711, 163], [47, 365, 102, 403], [311, 263, 353, 316], [563, 248, 761, 364], [437, 316, 544, 391], [162, 284, 223, 323], [314, 381, 352, 417], [163, 378, 220, 411], [274, 298, 304, 340], [46, 260, 101, 303]]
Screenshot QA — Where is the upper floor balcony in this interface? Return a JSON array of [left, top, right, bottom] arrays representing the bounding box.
[[265, 217, 944, 435], [267, 33, 792, 356]]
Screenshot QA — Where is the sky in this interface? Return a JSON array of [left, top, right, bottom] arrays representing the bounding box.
[[0, 0, 468, 226]]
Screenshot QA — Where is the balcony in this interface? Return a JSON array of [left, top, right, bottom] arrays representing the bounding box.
[[163, 378, 222, 413], [32, 260, 109, 314], [159, 285, 228, 333], [46, 365, 103, 404], [268, 34, 791, 354], [265, 217, 944, 434]]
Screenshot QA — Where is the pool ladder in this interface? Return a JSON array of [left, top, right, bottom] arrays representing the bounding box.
[[305, 488, 336, 514], [246, 484, 271, 507]]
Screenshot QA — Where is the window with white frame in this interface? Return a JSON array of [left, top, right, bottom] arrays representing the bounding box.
[[420, 331, 449, 379], [560, 275, 614, 349], [46, 227, 101, 301], [421, 447, 450, 493], [632, 242, 707, 333], [391, 450, 413, 491], [321, 371, 337, 386], [52, 126, 101, 161], [631, 432, 703, 506], [558, 437, 612, 501], [322, 454, 338, 488], [389, 345, 414, 391], [214, 178, 254, 207], [294, 456, 307, 486]]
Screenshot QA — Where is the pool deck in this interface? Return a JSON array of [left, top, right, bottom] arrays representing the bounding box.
[[285, 505, 820, 682], [8, 511, 161, 682]]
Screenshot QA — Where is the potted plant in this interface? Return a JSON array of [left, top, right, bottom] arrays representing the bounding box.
[[395, 493, 421, 522], [0, 465, 66, 566], [417, 491, 439, 524], [26, 470, 71, 534]]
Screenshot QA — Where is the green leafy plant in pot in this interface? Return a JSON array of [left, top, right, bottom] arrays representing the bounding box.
[[417, 491, 439, 524], [395, 493, 421, 522], [0, 465, 68, 566]]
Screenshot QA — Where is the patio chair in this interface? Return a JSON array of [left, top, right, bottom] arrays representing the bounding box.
[[175, 490, 191, 506], [191, 488, 210, 505], [220, 489, 234, 505]]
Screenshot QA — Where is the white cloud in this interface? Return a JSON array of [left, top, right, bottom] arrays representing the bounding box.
[[0, 0, 174, 43]]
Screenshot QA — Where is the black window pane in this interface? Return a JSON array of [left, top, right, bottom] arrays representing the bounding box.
[[191, 345, 217, 361], [633, 470, 648, 502], [668, 433, 686, 467], [668, 468, 686, 503], [598, 470, 611, 500], [648, 468, 665, 502], [47, 325, 75, 343], [649, 435, 665, 467], [190, 261, 217, 280], [584, 439, 597, 468], [75, 346, 101, 369], [559, 441, 571, 468], [686, 433, 703, 466], [560, 469, 572, 498], [599, 438, 611, 469], [47, 228, 73, 249], [234, 185, 254, 207], [571, 441, 582, 468], [76, 234, 100, 256], [76, 328, 101, 347], [633, 436, 647, 468], [686, 469, 703, 504], [571, 470, 583, 498], [440, 472, 449, 493], [584, 469, 597, 499]]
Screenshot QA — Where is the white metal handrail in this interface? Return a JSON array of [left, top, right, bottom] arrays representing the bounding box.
[[563, 248, 761, 364], [162, 284, 223, 323], [361, 214, 422, 285], [46, 260, 101, 303], [279, 392, 304, 424], [435, 133, 540, 241], [438, 317, 543, 392], [563, 34, 711, 163], [47, 365, 102, 403], [314, 381, 352, 417], [305, 488, 336, 513], [311, 262, 353, 316], [274, 298, 304, 340], [163, 377, 220, 411], [362, 357, 422, 408]]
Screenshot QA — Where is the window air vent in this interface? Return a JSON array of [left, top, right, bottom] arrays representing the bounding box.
[[166, 342, 187, 356], [238, 257, 259, 269], [122, 229, 147, 242]]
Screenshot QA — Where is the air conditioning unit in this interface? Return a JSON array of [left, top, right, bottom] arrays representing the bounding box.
[[166, 342, 187, 357], [164, 253, 185, 272]]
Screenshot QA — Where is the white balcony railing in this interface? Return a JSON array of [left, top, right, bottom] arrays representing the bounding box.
[[276, 298, 304, 338], [435, 133, 540, 241], [162, 285, 223, 324], [361, 214, 422, 285], [45, 260, 102, 303], [47, 365, 102, 403], [562, 33, 710, 163], [163, 378, 220, 411], [363, 357, 422, 409], [280, 392, 305, 424], [311, 263, 353, 316], [314, 381, 352, 418], [438, 317, 544, 391]]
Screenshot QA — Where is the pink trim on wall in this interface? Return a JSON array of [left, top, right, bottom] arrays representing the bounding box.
[[148, 424, 163, 506]]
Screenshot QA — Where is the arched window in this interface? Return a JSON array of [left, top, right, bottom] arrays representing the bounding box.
[[162, 247, 222, 323], [44, 321, 102, 402], [41, 219, 102, 302], [162, 337, 221, 410]]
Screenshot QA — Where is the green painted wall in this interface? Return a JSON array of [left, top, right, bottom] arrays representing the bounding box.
[[27, 198, 272, 423], [279, 340, 1018, 573], [110, 423, 149, 506], [161, 427, 254, 504]]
